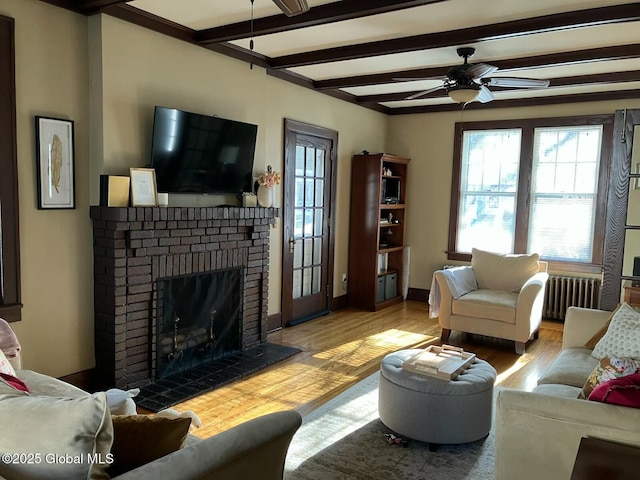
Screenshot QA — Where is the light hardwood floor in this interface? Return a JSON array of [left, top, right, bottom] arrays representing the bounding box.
[[173, 300, 564, 440]]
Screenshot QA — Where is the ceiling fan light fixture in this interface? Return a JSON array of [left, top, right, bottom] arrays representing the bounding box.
[[272, 0, 310, 16], [448, 85, 480, 104]]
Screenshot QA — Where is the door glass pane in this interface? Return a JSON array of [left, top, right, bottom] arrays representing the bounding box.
[[302, 268, 312, 296], [315, 179, 324, 207], [305, 147, 315, 176], [305, 178, 314, 206], [312, 266, 321, 294], [295, 146, 305, 175], [303, 238, 313, 267], [294, 209, 303, 238], [295, 178, 304, 207], [293, 241, 302, 268], [304, 208, 313, 235], [313, 237, 322, 264], [292, 270, 302, 299], [315, 150, 325, 177], [314, 209, 323, 236]]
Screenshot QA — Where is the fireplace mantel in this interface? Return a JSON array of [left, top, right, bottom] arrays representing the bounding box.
[[90, 206, 280, 388]]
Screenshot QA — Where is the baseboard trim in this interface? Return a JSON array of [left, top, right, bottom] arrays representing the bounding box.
[[332, 294, 348, 311]]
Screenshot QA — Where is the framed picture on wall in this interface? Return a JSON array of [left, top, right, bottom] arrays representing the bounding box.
[[130, 167, 158, 206], [35, 116, 75, 209]]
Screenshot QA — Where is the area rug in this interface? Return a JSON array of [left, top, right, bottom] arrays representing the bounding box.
[[285, 372, 495, 480]]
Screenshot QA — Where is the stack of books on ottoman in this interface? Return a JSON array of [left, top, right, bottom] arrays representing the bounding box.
[[402, 345, 476, 380]]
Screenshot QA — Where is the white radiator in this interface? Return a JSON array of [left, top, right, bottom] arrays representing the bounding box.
[[543, 275, 601, 321]]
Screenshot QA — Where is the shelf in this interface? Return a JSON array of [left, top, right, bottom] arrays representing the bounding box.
[[379, 222, 402, 227], [379, 203, 405, 209], [378, 246, 404, 254], [377, 269, 398, 277]]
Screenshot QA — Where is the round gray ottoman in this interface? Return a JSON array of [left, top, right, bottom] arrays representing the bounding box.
[[378, 349, 496, 445]]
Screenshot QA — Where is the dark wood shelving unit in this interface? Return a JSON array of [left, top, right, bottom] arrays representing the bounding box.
[[348, 152, 410, 311]]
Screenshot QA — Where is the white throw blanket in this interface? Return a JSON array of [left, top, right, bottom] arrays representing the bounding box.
[[428, 266, 478, 318]]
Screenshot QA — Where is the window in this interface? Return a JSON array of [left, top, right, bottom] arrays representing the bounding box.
[[449, 115, 613, 271]]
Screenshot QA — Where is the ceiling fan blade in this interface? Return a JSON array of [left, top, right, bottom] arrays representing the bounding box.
[[392, 75, 447, 82], [484, 77, 550, 88], [476, 85, 494, 103], [405, 85, 445, 100], [272, 0, 309, 16], [465, 63, 498, 79]]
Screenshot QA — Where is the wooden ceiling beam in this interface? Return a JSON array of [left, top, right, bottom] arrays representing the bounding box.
[[270, 3, 640, 68], [357, 70, 640, 104], [73, 0, 130, 15], [389, 89, 640, 115], [197, 0, 449, 44], [316, 44, 640, 89]]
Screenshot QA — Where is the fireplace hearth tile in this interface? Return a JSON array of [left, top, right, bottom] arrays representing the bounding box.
[[136, 342, 301, 412]]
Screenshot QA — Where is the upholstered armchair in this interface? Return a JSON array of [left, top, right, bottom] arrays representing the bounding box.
[[431, 248, 549, 354]]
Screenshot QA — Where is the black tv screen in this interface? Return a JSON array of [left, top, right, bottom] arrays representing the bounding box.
[[150, 106, 258, 195]]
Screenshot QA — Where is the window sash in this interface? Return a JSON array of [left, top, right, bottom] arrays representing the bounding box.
[[448, 116, 613, 270]]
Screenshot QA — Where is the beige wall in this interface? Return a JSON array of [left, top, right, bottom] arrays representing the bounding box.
[[1, 0, 93, 377], [93, 15, 388, 315], [388, 99, 640, 292]]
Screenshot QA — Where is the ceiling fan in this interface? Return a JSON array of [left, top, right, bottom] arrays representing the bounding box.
[[272, 0, 310, 16], [398, 47, 550, 104]]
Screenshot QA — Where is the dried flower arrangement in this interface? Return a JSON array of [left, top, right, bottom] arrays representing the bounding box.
[[257, 165, 281, 188]]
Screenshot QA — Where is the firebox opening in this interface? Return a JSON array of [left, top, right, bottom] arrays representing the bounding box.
[[155, 267, 242, 380]]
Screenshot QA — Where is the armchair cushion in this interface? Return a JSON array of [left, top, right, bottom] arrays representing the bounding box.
[[453, 290, 518, 324], [471, 248, 540, 292]]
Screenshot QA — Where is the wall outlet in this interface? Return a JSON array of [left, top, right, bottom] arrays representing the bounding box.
[[342, 273, 347, 291]]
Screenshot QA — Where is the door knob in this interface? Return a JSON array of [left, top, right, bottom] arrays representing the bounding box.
[[289, 237, 296, 254]]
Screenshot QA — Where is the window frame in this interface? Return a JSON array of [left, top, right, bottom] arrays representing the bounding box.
[[0, 15, 22, 322], [448, 114, 613, 274]]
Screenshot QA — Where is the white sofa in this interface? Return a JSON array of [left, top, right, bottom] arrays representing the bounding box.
[[495, 306, 640, 480], [0, 359, 301, 480], [432, 249, 549, 354]]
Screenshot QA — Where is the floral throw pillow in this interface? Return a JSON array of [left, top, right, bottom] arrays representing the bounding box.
[[592, 303, 640, 360], [588, 373, 640, 408], [0, 349, 16, 377], [582, 354, 640, 398]]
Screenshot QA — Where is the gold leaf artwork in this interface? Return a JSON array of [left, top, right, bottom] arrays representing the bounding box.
[[51, 134, 63, 194]]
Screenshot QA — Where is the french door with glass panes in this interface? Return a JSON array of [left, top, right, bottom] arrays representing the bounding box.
[[281, 120, 337, 326]]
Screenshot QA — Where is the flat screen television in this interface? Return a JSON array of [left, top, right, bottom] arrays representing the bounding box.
[[150, 106, 258, 195]]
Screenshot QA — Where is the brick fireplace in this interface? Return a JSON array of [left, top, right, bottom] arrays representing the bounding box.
[[90, 206, 280, 390]]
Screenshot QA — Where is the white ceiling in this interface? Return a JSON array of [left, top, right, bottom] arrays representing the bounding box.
[[48, 0, 640, 114]]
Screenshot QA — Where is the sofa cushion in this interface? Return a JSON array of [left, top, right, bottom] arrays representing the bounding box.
[[0, 392, 113, 480], [108, 414, 191, 477], [453, 289, 518, 324], [471, 248, 539, 292], [537, 348, 598, 388], [533, 383, 583, 399], [13, 369, 89, 398], [588, 372, 640, 408], [592, 303, 640, 360], [582, 355, 640, 398]]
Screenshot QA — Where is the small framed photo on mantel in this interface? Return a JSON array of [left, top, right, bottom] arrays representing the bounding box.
[[35, 116, 75, 209], [130, 168, 158, 206]]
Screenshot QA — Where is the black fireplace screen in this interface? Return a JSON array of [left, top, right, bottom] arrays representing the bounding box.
[[155, 267, 242, 379]]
